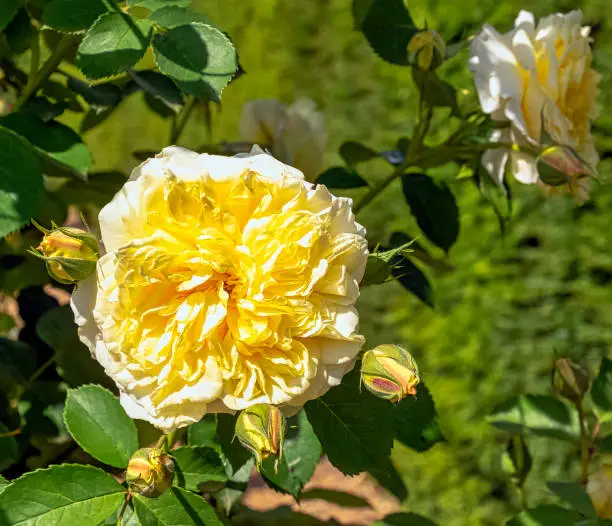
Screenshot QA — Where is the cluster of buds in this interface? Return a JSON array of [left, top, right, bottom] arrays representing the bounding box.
[[408, 29, 446, 71], [551, 357, 590, 403], [30, 223, 99, 284], [235, 404, 286, 470], [360, 344, 420, 403], [125, 448, 176, 498]]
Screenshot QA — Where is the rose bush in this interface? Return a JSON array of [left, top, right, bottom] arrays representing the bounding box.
[[71, 147, 367, 432], [469, 10, 599, 200]]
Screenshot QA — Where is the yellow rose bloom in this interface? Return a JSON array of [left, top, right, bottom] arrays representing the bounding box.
[[469, 10, 600, 201], [71, 147, 367, 432], [240, 98, 326, 182]]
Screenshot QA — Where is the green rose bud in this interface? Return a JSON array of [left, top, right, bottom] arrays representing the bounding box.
[[235, 404, 286, 469], [408, 30, 446, 71], [552, 358, 590, 403], [361, 344, 420, 403], [125, 448, 175, 498], [30, 223, 99, 284]]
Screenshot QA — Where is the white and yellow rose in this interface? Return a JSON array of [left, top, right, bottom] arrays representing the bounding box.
[[71, 147, 367, 432], [469, 10, 600, 200], [240, 98, 326, 182]]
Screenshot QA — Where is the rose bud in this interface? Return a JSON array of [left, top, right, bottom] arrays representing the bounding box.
[[235, 404, 286, 469], [125, 448, 175, 498], [537, 145, 595, 187], [408, 30, 446, 71], [552, 357, 590, 403], [361, 344, 420, 403], [30, 224, 99, 284]]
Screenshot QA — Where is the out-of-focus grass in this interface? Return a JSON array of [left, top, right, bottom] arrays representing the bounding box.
[[76, 1, 612, 523]]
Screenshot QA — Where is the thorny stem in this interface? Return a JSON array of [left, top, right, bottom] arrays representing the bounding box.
[[15, 35, 73, 110], [17, 33, 40, 110]]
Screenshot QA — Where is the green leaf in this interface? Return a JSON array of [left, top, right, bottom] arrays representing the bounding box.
[[412, 70, 460, 117], [148, 6, 211, 29], [42, 0, 107, 32], [0, 464, 126, 526], [0, 337, 37, 397], [133, 487, 223, 526], [374, 512, 437, 526], [305, 368, 393, 475], [4, 8, 36, 55], [0, 0, 21, 33], [0, 113, 91, 178], [60, 171, 125, 209], [216, 413, 251, 475], [0, 474, 8, 493], [502, 435, 532, 487], [339, 141, 379, 166], [488, 395, 580, 442], [316, 166, 368, 189], [67, 77, 123, 108], [598, 434, 612, 453], [547, 482, 596, 517], [261, 410, 322, 497], [592, 358, 612, 413], [36, 306, 114, 389], [368, 458, 408, 501], [0, 422, 19, 471], [63, 384, 138, 468], [152, 22, 237, 102], [401, 172, 459, 253], [188, 414, 217, 446], [393, 382, 444, 452], [390, 254, 434, 307], [129, 70, 183, 113], [353, 0, 418, 65], [171, 446, 227, 491], [507, 505, 582, 526], [126, 0, 190, 11], [76, 12, 153, 80], [0, 126, 43, 238]]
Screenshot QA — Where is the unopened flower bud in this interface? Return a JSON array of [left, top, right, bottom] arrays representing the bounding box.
[[408, 30, 446, 71], [361, 344, 420, 403], [587, 464, 612, 518], [235, 404, 286, 468], [552, 358, 590, 403], [126, 448, 175, 498], [31, 224, 99, 284], [537, 145, 595, 187], [0, 84, 16, 116]]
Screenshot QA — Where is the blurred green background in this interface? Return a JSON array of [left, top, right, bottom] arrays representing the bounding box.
[[70, 1, 612, 523]]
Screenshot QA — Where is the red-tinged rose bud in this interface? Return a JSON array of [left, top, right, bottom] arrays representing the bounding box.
[[537, 145, 595, 187], [361, 344, 420, 403], [235, 404, 286, 469], [408, 30, 446, 71], [30, 223, 99, 284], [552, 358, 590, 403], [126, 448, 175, 498]]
